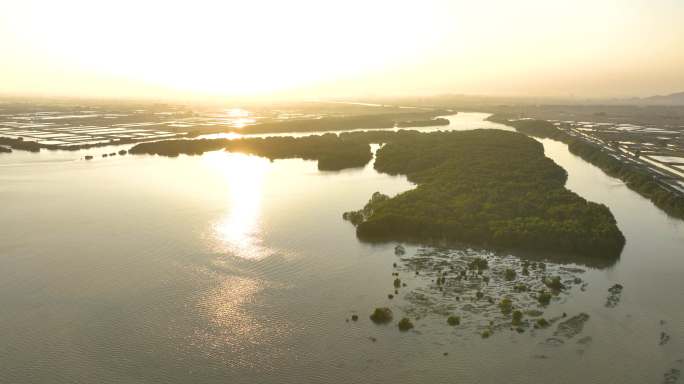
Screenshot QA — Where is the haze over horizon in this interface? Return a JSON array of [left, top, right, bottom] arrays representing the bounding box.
[[2, 0, 683, 101]]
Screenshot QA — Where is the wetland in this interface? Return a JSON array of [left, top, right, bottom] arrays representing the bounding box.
[[1, 111, 683, 384]]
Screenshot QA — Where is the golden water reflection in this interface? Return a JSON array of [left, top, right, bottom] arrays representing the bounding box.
[[192, 274, 292, 370], [203, 151, 272, 260]]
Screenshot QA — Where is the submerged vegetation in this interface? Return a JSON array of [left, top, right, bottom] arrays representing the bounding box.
[[344, 129, 625, 258], [488, 114, 684, 220], [605, 283, 624, 308], [554, 313, 590, 339], [385, 247, 592, 341]]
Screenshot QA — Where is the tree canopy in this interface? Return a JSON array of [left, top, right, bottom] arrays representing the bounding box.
[[345, 129, 625, 258]]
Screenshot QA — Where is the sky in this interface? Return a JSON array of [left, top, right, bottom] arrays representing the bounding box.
[[1, 0, 683, 101]]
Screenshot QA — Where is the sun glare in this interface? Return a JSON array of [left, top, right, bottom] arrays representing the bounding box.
[[1, 0, 450, 97], [1, 0, 682, 98], [203, 151, 272, 260]]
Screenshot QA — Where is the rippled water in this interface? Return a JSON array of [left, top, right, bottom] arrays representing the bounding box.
[[0, 113, 682, 383]]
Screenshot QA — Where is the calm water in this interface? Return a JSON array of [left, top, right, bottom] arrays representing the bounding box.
[[0, 113, 682, 383]]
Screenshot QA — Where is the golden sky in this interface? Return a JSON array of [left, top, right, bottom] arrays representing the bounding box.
[[1, 0, 683, 100]]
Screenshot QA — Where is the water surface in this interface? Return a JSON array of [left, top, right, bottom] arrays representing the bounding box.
[[0, 113, 682, 383]]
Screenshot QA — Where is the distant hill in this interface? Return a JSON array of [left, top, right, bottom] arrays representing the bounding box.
[[639, 92, 684, 105]]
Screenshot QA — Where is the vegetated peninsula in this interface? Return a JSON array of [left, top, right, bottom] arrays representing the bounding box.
[[344, 130, 625, 258], [129, 134, 373, 171], [487, 114, 684, 219]]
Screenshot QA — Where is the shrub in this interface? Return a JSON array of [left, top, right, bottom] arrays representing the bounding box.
[[504, 269, 516, 281], [512, 310, 523, 325], [499, 298, 513, 315], [370, 307, 393, 324], [537, 290, 552, 306], [398, 317, 414, 331], [394, 245, 406, 255], [535, 318, 550, 328], [543, 276, 564, 291], [447, 315, 461, 326], [469, 258, 489, 271]]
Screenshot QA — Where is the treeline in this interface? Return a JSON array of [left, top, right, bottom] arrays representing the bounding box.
[[187, 111, 450, 136], [396, 117, 450, 128], [487, 114, 684, 219], [0, 134, 173, 152], [129, 134, 373, 171], [567, 140, 684, 219], [344, 129, 625, 258], [129, 138, 229, 156], [0, 137, 41, 152], [0, 146, 12, 154]]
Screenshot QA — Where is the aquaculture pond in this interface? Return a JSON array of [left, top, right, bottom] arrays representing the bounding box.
[[0, 113, 682, 384]]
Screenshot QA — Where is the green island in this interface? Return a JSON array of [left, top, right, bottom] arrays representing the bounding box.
[[129, 134, 373, 171], [487, 114, 684, 219], [344, 129, 625, 258]]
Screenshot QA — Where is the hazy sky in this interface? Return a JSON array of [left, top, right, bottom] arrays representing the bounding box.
[[1, 0, 683, 100]]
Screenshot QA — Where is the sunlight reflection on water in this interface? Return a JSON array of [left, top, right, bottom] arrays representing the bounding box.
[[190, 274, 293, 371], [202, 151, 273, 260]]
